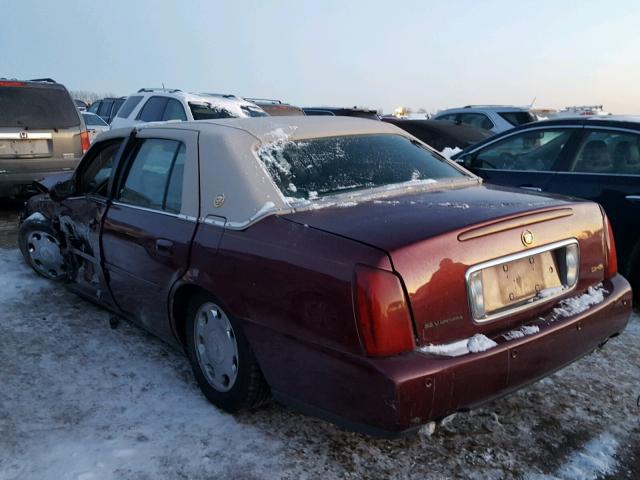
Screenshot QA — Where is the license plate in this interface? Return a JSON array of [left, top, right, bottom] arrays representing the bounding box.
[[0, 139, 51, 157], [480, 251, 562, 314]]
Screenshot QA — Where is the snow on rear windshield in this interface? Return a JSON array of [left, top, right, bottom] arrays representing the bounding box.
[[257, 133, 467, 199]]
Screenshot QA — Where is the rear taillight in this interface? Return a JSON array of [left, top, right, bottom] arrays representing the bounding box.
[[80, 130, 90, 154], [0, 81, 25, 87], [353, 265, 415, 357], [603, 213, 618, 280]]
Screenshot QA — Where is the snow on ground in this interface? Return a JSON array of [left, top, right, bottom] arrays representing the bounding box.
[[0, 245, 639, 480]]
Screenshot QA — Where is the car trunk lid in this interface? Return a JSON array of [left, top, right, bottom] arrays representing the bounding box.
[[283, 184, 608, 346]]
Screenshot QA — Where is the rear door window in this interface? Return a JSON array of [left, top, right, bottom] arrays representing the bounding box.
[[118, 138, 185, 212], [570, 130, 640, 175], [472, 129, 573, 171], [0, 85, 80, 128], [137, 96, 169, 122]]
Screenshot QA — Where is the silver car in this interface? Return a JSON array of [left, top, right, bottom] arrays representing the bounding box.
[[0, 78, 88, 197]]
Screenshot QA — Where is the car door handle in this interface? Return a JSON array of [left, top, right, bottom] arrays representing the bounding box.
[[155, 239, 174, 255], [626, 195, 640, 203], [519, 186, 543, 192]]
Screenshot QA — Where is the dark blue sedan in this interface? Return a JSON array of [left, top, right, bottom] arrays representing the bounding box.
[[454, 116, 640, 298]]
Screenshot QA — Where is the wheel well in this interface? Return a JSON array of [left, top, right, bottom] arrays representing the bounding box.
[[172, 284, 210, 346]]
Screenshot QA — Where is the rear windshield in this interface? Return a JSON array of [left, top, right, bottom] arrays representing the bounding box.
[[189, 102, 236, 120], [0, 85, 80, 128], [498, 111, 536, 126], [258, 134, 466, 200]]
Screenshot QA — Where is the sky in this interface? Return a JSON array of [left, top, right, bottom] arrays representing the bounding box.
[[2, 0, 640, 114]]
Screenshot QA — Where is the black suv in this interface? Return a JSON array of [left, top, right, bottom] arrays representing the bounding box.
[[0, 78, 88, 197], [87, 97, 126, 124]]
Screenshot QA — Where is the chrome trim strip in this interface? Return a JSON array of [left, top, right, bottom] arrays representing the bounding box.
[[202, 216, 226, 227], [111, 201, 181, 218], [465, 238, 579, 324], [626, 195, 640, 202]]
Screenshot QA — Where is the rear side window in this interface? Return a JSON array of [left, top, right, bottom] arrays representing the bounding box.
[[118, 139, 185, 212], [258, 134, 466, 200], [571, 130, 640, 175], [164, 144, 186, 213], [459, 113, 494, 131], [472, 129, 573, 171], [189, 102, 236, 120], [163, 99, 187, 121], [498, 111, 536, 126], [137, 96, 169, 122], [117, 96, 143, 118], [0, 85, 80, 128]]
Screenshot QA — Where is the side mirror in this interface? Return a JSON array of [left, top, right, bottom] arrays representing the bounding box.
[[50, 179, 75, 201]]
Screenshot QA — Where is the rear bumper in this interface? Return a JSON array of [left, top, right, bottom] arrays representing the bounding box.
[[0, 158, 78, 196], [271, 274, 632, 437]]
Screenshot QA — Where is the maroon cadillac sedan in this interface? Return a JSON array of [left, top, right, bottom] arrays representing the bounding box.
[[19, 117, 632, 437]]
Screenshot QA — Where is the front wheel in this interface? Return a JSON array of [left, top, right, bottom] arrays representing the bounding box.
[[185, 293, 270, 412], [18, 218, 68, 281]]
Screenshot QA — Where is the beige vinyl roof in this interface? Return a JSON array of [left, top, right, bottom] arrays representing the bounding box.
[[107, 117, 457, 230]]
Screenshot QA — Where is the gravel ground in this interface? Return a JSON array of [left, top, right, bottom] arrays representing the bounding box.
[[0, 205, 638, 480]]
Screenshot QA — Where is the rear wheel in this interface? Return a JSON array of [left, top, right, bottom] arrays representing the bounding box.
[[18, 219, 67, 280], [185, 293, 270, 412]]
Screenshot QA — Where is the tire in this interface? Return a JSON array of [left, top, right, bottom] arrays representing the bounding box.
[[18, 218, 68, 281], [185, 292, 270, 412]]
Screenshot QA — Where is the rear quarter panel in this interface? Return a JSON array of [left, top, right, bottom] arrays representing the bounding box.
[[183, 215, 393, 395]]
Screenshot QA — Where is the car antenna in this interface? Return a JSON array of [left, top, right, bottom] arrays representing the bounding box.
[[529, 96, 537, 107]]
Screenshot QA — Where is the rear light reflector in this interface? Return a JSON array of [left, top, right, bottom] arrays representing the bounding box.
[[80, 130, 90, 154], [353, 265, 415, 357], [604, 213, 617, 280], [564, 243, 579, 286], [468, 270, 485, 319]]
